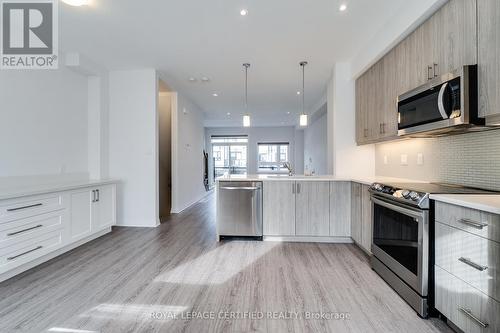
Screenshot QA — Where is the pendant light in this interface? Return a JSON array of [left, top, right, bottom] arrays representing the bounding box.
[[242, 63, 251, 127], [299, 61, 308, 127]]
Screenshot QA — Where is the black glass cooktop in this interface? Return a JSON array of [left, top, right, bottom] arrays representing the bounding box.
[[384, 182, 498, 195]]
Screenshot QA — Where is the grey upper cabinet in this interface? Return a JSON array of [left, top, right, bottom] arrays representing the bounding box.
[[355, 0, 478, 145], [478, 0, 500, 123], [263, 181, 296, 236], [432, 0, 477, 76], [296, 181, 330, 237], [355, 71, 370, 144]]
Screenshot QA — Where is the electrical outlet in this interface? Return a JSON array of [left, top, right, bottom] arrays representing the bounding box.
[[417, 153, 424, 166], [400, 154, 408, 166]]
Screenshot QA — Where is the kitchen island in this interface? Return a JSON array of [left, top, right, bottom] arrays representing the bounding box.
[[216, 175, 425, 249]]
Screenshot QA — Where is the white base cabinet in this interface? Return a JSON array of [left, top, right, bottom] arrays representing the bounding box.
[[263, 180, 354, 242], [0, 182, 117, 282], [351, 183, 372, 253], [296, 181, 330, 237], [263, 181, 296, 236]]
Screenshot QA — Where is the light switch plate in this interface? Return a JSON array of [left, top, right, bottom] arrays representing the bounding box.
[[417, 153, 424, 165], [400, 154, 408, 166]]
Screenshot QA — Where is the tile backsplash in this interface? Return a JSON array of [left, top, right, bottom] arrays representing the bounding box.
[[375, 130, 500, 191]]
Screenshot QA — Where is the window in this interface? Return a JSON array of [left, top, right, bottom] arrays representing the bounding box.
[[211, 136, 248, 178], [258, 143, 290, 173]]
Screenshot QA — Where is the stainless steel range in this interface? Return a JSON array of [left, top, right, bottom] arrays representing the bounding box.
[[369, 182, 495, 318]]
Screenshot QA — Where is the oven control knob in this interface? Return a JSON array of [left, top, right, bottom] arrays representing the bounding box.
[[409, 191, 421, 201], [401, 190, 410, 198]]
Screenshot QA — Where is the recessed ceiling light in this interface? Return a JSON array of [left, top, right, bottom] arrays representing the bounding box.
[[201, 77, 210, 82], [61, 0, 90, 6], [339, 3, 347, 11], [240, 9, 248, 16], [227, 112, 231, 116], [297, 91, 301, 95], [286, 111, 291, 114], [188, 77, 197, 82], [212, 93, 219, 97]]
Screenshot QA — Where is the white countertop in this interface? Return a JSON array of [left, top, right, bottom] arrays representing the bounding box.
[[216, 174, 428, 186], [0, 177, 119, 200], [430, 194, 500, 215]]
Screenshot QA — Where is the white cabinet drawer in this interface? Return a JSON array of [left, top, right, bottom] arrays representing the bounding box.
[[0, 193, 66, 224], [436, 222, 500, 302], [435, 202, 500, 243], [0, 211, 66, 249], [435, 265, 500, 333], [0, 229, 64, 274]]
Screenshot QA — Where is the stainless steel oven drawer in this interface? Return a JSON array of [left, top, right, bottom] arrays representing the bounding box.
[[435, 221, 500, 302], [435, 265, 500, 333], [435, 202, 500, 243]]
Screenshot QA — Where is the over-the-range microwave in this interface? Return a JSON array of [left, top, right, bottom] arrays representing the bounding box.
[[397, 65, 486, 137]]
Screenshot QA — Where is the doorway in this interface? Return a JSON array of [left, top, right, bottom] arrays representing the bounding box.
[[158, 80, 172, 221], [211, 136, 248, 178]]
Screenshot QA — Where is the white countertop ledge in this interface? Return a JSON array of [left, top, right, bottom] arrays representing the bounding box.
[[0, 178, 119, 201], [216, 175, 427, 186], [430, 194, 500, 215]]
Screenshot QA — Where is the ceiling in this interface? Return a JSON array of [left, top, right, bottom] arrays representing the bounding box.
[[60, 0, 413, 127]]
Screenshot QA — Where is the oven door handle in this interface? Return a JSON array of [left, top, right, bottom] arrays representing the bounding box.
[[371, 197, 425, 220]]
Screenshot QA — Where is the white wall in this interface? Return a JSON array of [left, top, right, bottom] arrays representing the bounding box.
[[204, 126, 304, 184], [351, 0, 447, 78], [108, 69, 159, 227], [171, 93, 208, 213], [0, 69, 89, 178], [328, 63, 375, 178], [304, 110, 327, 175]]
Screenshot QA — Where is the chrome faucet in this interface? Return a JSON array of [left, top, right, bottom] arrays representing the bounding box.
[[283, 162, 293, 176]]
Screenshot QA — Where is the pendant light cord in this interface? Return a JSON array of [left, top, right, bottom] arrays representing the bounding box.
[[243, 63, 250, 112], [300, 61, 307, 115]]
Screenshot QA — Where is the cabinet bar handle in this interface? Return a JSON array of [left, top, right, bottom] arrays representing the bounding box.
[[292, 183, 296, 194], [219, 187, 260, 191], [458, 307, 489, 328], [458, 257, 488, 271], [7, 246, 43, 261], [92, 190, 96, 203], [96, 189, 100, 202], [458, 218, 488, 229], [427, 66, 433, 81], [364, 129, 368, 138], [7, 224, 43, 236], [7, 203, 42, 212], [433, 63, 438, 77], [297, 183, 301, 194]]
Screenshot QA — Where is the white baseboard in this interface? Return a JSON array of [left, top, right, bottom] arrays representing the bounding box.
[[0, 227, 112, 283], [171, 190, 213, 214], [263, 236, 353, 243]]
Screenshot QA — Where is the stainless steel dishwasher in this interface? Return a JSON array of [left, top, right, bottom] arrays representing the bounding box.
[[217, 181, 263, 240]]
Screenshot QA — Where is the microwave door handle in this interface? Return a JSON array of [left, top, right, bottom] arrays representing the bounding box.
[[437, 82, 449, 120]]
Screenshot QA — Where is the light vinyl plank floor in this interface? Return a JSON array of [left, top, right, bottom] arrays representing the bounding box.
[[0, 194, 453, 333]]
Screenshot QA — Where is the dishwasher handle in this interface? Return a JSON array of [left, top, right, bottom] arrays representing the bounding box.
[[219, 186, 261, 191]]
